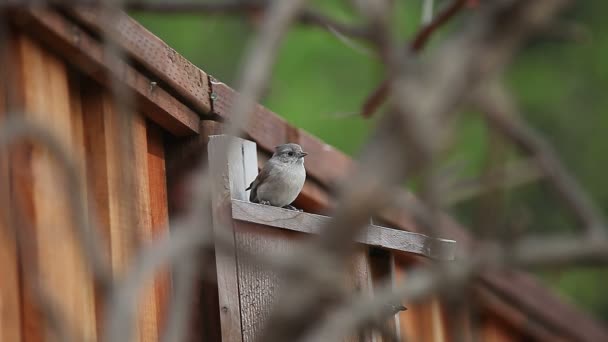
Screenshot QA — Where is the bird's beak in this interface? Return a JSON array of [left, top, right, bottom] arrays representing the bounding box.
[[299, 152, 308, 158]]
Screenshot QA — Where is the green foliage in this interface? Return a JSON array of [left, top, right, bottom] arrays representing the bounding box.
[[131, 0, 608, 322]]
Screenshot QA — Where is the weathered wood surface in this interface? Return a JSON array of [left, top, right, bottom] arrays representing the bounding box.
[[395, 263, 446, 342], [11, 8, 200, 136], [146, 122, 171, 337], [74, 74, 169, 341], [231, 199, 456, 260], [14, 32, 99, 341], [208, 135, 251, 342], [66, 8, 212, 116]]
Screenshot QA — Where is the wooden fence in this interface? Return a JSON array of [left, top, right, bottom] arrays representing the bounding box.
[[1, 6, 608, 342]]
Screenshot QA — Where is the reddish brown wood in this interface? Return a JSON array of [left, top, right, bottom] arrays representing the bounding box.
[[480, 271, 608, 342], [481, 315, 522, 342], [208, 135, 249, 342], [66, 8, 212, 116], [81, 82, 163, 341], [474, 285, 560, 342], [369, 249, 398, 341], [132, 112, 160, 342], [14, 32, 98, 341], [395, 264, 446, 342], [146, 121, 171, 337], [11, 8, 200, 136]]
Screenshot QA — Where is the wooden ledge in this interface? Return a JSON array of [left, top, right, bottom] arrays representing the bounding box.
[[231, 199, 456, 261]]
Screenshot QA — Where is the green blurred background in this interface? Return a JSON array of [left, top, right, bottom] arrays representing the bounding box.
[[131, 0, 608, 322]]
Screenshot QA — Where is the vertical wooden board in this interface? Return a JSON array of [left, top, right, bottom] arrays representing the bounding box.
[[369, 249, 399, 342], [132, 113, 159, 342], [0, 42, 23, 342], [146, 121, 170, 337], [234, 222, 300, 342], [208, 135, 259, 342], [16, 34, 97, 341], [346, 248, 374, 342], [81, 82, 160, 341], [395, 263, 446, 342]]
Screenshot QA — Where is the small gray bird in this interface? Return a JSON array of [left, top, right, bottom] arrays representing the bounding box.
[[247, 143, 307, 210]]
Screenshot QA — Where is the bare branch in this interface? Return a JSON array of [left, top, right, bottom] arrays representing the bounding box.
[[305, 235, 608, 341], [361, 0, 468, 118], [122, 0, 372, 41], [475, 82, 607, 238]]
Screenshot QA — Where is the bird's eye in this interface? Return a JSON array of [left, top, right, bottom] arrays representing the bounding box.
[[287, 152, 295, 157]]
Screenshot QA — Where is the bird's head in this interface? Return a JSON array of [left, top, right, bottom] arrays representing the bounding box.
[[272, 143, 307, 165]]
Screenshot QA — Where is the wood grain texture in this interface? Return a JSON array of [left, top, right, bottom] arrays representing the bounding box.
[[11, 8, 200, 136], [369, 249, 399, 341], [16, 33, 98, 341], [395, 263, 446, 342], [81, 81, 163, 341], [132, 114, 159, 342], [234, 221, 299, 342], [146, 121, 171, 337], [473, 285, 560, 342], [232, 199, 455, 260], [67, 8, 212, 115], [208, 135, 252, 342], [347, 249, 374, 342]]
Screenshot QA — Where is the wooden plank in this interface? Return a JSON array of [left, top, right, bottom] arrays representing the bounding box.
[[208, 135, 251, 342], [132, 113, 159, 342], [81, 80, 161, 341], [10, 8, 200, 136], [369, 249, 399, 341], [234, 221, 300, 342], [395, 264, 445, 342], [146, 121, 171, 337], [67, 8, 212, 115], [16, 32, 97, 341], [0, 35, 23, 342], [231, 199, 456, 260], [347, 248, 374, 342]]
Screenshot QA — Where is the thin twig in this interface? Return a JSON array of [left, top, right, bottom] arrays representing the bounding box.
[[476, 82, 607, 238], [122, 0, 372, 41], [361, 0, 467, 118], [305, 234, 608, 341]]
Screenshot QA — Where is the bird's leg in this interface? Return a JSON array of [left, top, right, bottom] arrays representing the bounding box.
[[282, 204, 303, 212], [260, 200, 271, 206]]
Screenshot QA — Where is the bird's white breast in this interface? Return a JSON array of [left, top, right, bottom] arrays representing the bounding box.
[[256, 161, 306, 207]]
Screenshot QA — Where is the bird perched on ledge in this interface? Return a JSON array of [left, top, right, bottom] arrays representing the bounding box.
[[247, 143, 307, 211]]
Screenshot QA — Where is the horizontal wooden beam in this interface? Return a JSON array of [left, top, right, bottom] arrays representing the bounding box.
[[65, 8, 212, 115], [10, 8, 200, 136], [231, 199, 456, 260]]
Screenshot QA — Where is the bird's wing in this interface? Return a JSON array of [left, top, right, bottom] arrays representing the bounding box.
[[247, 165, 272, 203]]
